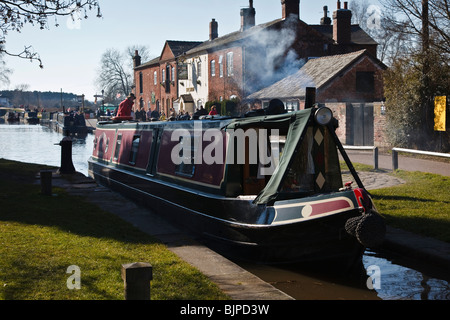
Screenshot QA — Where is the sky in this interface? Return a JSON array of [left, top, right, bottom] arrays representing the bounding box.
[[2, 0, 380, 102]]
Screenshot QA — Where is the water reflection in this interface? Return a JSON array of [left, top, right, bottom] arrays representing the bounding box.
[[0, 123, 449, 300], [364, 250, 450, 300], [0, 123, 93, 176]]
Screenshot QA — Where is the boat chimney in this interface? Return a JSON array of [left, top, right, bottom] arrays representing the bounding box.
[[304, 87, 316, 109]]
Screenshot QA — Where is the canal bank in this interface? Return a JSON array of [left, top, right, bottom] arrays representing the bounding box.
[[45, 170, 293, 300], [41, 169, 450, 300]]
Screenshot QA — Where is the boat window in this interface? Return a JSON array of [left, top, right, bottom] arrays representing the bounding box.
[[93, 136, 98, 151], [105, 137, 110, 154], [113, 133, 122, 161], [129, 135, 140, 165], [280, 125, 342, 195], [175, 135, 196, 177]]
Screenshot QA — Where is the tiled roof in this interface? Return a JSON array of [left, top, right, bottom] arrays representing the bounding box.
[[166, 40, 203, 57], [247, 50, 384, 100], [310, 24, 378, 45]]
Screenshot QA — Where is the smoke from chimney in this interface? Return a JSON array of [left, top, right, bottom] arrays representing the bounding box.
[[245, 15, 307, 94]]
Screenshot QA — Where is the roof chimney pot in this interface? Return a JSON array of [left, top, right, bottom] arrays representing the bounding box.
[[281, 0, 300, 20], [333, 1, 352, 45], [210, 18, 218, 40], [133, 50, 141, 68], [241, 0, 256, 31]]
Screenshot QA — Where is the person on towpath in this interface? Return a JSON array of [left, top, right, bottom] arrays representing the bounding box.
[[116, 93, 136, 117]]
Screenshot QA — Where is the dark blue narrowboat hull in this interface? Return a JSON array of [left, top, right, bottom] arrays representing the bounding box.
[[88, 159, 365, 266]]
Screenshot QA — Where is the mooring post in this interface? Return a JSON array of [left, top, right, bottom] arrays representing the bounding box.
[[57, 136, 76, 174], [40, 170, 53, 195], [373, 147, 379, 170], [121, 262, 153, 300], [392, 149, 398, 171]]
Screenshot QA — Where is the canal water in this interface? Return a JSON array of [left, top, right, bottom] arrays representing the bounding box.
[[0, 122, 449, 300]]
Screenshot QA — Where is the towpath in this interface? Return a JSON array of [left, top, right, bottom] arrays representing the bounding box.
[[344, 149, 450, 177]]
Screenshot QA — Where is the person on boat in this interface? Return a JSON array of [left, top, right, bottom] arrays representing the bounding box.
[[151, 109, 160, 120], [209, 106, 218, 116], [116, 93, 136, 118], [265, 98, 286, 115], [193, 105, 208, 119]]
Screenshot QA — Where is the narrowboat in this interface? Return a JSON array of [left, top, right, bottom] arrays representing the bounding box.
[[6, 111, 20, 122], [25, 111, 40, 124], [88, 104, 385, 266], [54, 112, 89, 137]]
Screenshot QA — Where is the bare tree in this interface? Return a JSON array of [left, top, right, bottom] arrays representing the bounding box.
[[379, 0, 449, 57], [96, 46, 150, 103], [0, 46, 12, 87], [0, 0, 102, 67], [349, 0, 414, 65]]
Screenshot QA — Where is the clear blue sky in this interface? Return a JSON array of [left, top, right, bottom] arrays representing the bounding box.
[[2, 0, 379, 102]]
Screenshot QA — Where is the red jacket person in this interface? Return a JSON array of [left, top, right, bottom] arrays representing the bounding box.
[[117, 93, 136, 117]]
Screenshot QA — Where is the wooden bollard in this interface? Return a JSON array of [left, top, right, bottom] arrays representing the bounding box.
[[40, 170, 53, 195], [121, 262, 153, 300]]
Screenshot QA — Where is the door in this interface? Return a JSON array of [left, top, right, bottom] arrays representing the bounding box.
[[352, 103, 374, 146]]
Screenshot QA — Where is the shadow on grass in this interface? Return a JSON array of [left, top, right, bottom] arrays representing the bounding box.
[[372, 194, 450, 205], [383, 214, 450, 243], [0, 178, 159, 246]]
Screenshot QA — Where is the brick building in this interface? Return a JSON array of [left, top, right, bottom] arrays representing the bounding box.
[[134, 0, 380, 116], [247, 49, 388, 146], [134, 41, 202, 117]]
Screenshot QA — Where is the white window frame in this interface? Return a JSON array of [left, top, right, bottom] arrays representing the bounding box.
[[210, 60, 216, 77], [226, 52, 234, 76]]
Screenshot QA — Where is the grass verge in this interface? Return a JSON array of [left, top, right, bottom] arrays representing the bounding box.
[[370, 170, 450, 243], [341, 160, 450, 242], [0, 159, 229, 300]]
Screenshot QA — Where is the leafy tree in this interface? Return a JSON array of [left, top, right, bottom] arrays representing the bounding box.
[[378, 0, 449, 151], [0, 0, 102, 68]]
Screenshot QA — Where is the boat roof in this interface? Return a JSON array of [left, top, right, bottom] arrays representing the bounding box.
[[98, 109, 314, 205]]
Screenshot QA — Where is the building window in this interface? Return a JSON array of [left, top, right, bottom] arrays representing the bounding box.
[[356, 72, 375, 93], [226, 52, 234, 76], [211, 60, 216, 77], [286, 101, 298, 113], [139, 72, 143, 94], [171, 67, 175, 82], [162, 69, 166, 82], [154, 71, 157, 85], [197, 61, 202, 77], [219, 55, 224, 78]]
